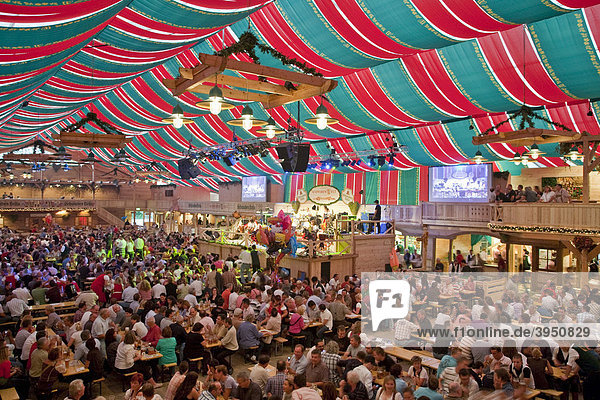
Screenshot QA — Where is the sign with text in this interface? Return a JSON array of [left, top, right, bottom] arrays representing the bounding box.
[[308, 185, 340, 205], [361, 272, 600, 348]]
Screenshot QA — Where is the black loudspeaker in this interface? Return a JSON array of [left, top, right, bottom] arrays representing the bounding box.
[[177, 158, 200, 179], [275, 143, 310, 172]]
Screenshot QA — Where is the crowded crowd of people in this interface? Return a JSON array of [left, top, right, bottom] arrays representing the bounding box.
[[0, 226, 597, 400]]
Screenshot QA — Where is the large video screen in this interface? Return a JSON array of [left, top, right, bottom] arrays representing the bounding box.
[[429, 164, 491, 202], [242, 176, 267, 202]]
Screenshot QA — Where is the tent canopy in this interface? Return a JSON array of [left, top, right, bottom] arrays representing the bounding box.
[[2, 0, 600, 188]]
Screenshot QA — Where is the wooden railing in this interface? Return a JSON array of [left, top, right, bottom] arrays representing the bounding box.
[[421, 202, 494, 227], [390, 202, 600, 232], [387, 205, 422, 225], [492, 203, 600, 230]]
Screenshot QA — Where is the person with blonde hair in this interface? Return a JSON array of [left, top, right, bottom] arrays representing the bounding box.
[[526, 347, 551, 390], [375, 375, 401, 400]]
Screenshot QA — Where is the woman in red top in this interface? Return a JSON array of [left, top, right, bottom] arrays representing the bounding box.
[[90, 273, 109, 303], [111, 276, 124, 301]]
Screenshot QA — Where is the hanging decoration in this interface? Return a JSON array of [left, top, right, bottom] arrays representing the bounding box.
[[251, 209, 297, 265], [489, 223, 600, 236], [215, 31, 324, 77]]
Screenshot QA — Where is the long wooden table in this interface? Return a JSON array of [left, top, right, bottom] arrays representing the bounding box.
[[31, 301, 76, 311], [384, 346, 440, 371], [469, 389, 540, 400], [63, 359, 89, 377]]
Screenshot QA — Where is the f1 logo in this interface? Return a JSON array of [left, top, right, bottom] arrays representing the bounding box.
[[369, 280, 411, 331]]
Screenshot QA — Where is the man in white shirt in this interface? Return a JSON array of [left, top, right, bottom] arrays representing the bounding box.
[[185, 289, 198, 307], [131, 314, 148, 338], [21, 323, 46, 361], [92, 308, 112, 356], [151, 280, 166, 299], [190, 276, 203, 298], [540, 290, 559, 316], [228, 291, 239, 311], [6, 294, 29, 318], [12, 286, 30, 302], [80, 305, 100, 328], [351, 352, 373, 399], [316, 303, 333, 340], [120, 282, 138, 308]]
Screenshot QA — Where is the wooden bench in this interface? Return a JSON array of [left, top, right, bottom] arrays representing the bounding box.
[[273, 337, 288, 355], [160, 362, 178, 382], [120, 371, 137, 391], [0, 387, 19, 400], [189, 357, 204, 371], [88, 377, 105, 396], [536, 389, 563, 399]]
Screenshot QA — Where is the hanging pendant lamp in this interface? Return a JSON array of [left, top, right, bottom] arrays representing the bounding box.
[[304, 103, 339, 130], [227, 105, 267, 130], [162, 103, 194, 129], [257, 117, 284, 139]]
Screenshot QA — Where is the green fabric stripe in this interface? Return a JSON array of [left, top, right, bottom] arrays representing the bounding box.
[[400, 168, 419, 205]]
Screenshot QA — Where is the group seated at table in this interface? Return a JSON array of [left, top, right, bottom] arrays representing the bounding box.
[[0, 226, 597, 400]]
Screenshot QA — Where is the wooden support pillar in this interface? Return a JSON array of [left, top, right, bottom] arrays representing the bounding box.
[[532, 246, 540, 272], [581, 138, 600, 204], [507, 243, 516, 273], [448, 238, 454, 273], [421, 228, 429, 270]]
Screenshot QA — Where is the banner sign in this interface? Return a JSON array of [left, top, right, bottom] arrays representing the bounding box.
[[309, 185, 340, 205]]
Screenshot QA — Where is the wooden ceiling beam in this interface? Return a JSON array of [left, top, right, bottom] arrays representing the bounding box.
[[472, 127, 581, 146], [52, 132, 132, 149], [265, 80, 337, 109], [214, 74, 294, 96], [198, 53, 328, 87], [187, 85, 271, 103]]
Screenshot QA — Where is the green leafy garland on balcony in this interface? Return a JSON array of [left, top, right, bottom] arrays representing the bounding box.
[[215, 31, 324, 77], [489, 223, 600, 236]]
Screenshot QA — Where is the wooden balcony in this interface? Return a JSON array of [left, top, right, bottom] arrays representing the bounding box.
[[0, 198, 96, 211], [492, 203, 600, 234], [390, 202, 600, 237]]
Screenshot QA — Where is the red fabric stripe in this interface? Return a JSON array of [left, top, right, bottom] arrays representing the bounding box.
[[0, 0, 121, 24], [477, 29, 573, 104], [251, 4, 356, 77], [378, 171, 388, 204], [403, 52, 483, 115], [344, 70, 424, 126], [416, 125, 468, 164], [312, 0, 412, 59], [419, 166, 428, 203], [411, 0, 503, 39]]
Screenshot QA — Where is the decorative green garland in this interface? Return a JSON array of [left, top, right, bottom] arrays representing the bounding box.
[[215, 31, 324, 77], [479, 105, 573, 136], [488, 223, 600, 236]]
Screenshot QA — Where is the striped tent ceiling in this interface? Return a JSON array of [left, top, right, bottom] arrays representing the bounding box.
[[2, 0, 600, 189]]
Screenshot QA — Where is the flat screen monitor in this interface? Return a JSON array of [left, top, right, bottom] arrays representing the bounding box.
[[242, 176, 267, 202], [429, 164, 492, 202]]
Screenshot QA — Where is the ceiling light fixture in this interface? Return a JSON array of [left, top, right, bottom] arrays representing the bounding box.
[[227, 105, 267, 131], [528, 143, 544, 160], [257, 117, 284, 139], [304, 103, 339, 130], [471, 149, 487, 165], [162, 103, 193, 129], [567, 145, 580, 161], [196, 76, 235, 115]]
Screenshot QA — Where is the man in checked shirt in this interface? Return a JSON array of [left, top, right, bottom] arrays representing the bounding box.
[[266, 360, 287, 398]]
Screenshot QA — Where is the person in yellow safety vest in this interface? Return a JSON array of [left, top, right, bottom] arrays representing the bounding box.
[[126, 237, 135, 260], [134, 236, 144, 258], [114, 236, 126, 257]]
